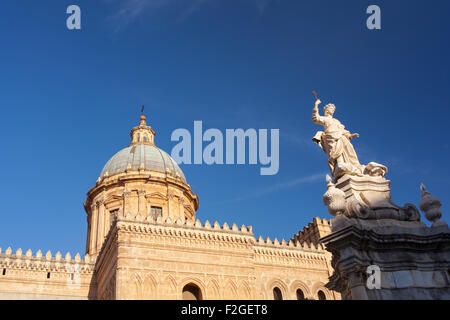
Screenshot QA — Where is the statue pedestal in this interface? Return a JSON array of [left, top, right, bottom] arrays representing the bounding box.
[[321, 215, 450, 299], [334, 174, 420, 221], [336, 174, 394, 208]]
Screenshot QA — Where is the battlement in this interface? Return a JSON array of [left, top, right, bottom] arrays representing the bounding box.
[[0, 247, 94, 273], [254, 235, 325, 252], [291, 217, 332, 247], [97, 212, 330, 263], [118, 210, 253, 234], [252, 235, 329, 269]]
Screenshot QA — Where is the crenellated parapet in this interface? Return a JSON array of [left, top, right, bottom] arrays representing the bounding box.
[[118, 210, 252, 234], [255, 236, 325, 251], [0, 247, 95, 273], [291, 217, 332, 247], [117, 213, 253, 245], [253, 234, 329, 268], [0, 247, 96, 299]]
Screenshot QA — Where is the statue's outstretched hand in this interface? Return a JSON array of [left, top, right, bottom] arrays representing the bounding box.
[[350, 133, 360, 139], [314, 99, 321, 111]]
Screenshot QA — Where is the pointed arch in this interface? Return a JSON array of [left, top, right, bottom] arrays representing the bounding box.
[[237, 280, 252, 300], [131, 272, 143, 299], [206, 278, 220, 300], [223, 279, 238, 300], [142, 273, 158, 299], [164, 274, 178, 300]]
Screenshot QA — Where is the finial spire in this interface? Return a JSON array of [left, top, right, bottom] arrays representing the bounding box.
[[130, 105, 155, 146], [419, 183, 444, 226], [140, 105, 146, 122]]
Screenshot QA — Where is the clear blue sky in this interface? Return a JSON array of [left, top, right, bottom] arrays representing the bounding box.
[[0, 0, 449, 256]]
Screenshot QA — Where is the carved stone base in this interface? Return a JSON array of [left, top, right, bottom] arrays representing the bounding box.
[[321, 215, 450, 300], [335, 174, 420, 221]]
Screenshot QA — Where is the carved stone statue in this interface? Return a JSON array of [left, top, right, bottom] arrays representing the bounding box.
[[312, 98, 386, 179], [312, 99, 365, 178], [312, 94, 419, 222]]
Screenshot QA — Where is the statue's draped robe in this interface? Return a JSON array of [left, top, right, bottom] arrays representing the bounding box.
[[312, 109, 362, 176]]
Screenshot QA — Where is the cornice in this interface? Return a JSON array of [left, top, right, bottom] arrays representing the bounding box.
[[86, 170, 195, 205]]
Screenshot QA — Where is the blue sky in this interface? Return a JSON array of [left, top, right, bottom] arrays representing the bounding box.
[[0, 0, 449, 256]]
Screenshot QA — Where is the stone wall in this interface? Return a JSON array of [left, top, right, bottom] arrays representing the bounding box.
[[0, 248, 96, 299], [0, 215, 339, 300], [93, 212, 339, 300]]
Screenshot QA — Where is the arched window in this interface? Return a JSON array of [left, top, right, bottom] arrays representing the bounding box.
[[296, 289, 305, 300], [143, 135, 148, 142], [136, 134, 141, 142], [182, 283, 202, 300], [317, 290, 326, 300], [273, 287, 283, 300]]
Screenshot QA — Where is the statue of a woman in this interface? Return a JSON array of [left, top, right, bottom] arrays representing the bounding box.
[[312, 99, 365, 179]]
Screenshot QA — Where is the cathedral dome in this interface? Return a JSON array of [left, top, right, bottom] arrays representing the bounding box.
[[98, 113, 186, 183], [99, 144, 186, 182], [86, 112, 198, 257]]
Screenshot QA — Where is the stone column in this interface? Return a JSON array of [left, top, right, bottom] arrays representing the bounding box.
[[103, 205, 110, 236], [90, 204, 98, 254], [138, 189, 146, 217], [86, 216, 91, 255], [96, 199, 105, 251], [179, 197, 185, 222], [123, 190, 131, 217]]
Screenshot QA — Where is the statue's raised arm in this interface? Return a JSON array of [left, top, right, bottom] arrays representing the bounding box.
[[312, 99, 325, 125]]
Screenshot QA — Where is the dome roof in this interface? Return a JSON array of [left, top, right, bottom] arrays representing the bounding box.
[[99, 144, 186, 182], [98, 114, 186, 183]]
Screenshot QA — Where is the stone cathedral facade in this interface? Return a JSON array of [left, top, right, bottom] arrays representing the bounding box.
[[0, 115, 339, 300]]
